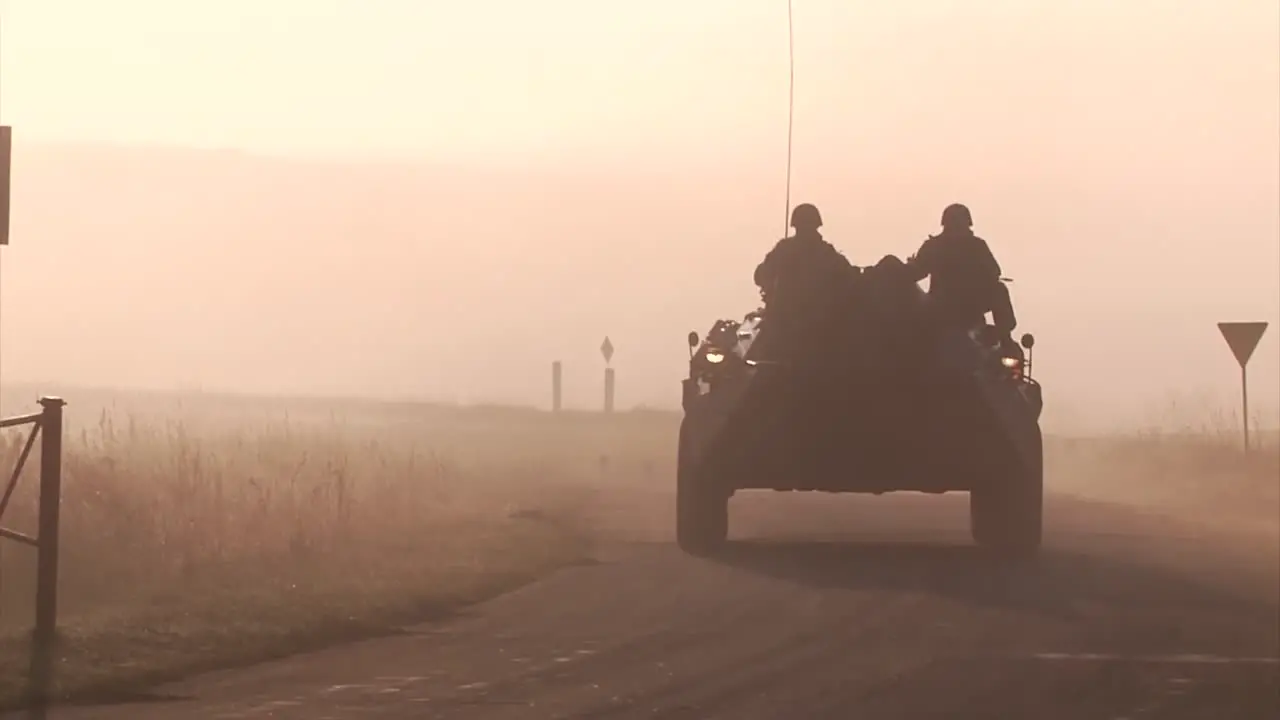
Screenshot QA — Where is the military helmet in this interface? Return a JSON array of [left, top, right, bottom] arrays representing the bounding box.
[[941, 203, 973, 229], [790, 203, 823, 231]]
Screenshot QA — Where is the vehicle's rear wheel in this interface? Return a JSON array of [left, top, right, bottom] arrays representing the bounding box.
[[970, 429, 1043, 558], [676, 418, 729, 555]]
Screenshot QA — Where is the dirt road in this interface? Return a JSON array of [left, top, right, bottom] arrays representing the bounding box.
[[18, 489, 1280, 720]]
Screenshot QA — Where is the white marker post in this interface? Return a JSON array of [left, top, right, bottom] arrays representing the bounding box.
[[1216, 322, 1269, 453], [600, 336, 615, 414]]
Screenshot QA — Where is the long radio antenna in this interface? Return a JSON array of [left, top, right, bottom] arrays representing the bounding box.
[[783, 0, 796, 235]]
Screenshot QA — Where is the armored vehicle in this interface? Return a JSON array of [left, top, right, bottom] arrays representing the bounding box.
[[676, 260, 1044, 557]]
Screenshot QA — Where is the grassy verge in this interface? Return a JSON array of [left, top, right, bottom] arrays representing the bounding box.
[[1045, 429, 1280, 534], [0, 517, 585, 707], [0, 402, 634, 709]]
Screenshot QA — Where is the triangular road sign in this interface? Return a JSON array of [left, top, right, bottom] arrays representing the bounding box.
[[600, 336, 615, 364], [1217, 322, 1268, 367]]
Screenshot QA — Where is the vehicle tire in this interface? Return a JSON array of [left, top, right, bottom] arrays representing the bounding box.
[[970, 428, 1043, 558], [676, 418, 729, 555]]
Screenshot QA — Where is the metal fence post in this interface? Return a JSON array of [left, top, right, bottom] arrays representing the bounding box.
[[30, 396, 65, 702]]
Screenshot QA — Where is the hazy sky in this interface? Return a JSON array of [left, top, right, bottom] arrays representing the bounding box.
[[7, 1, 1278, 163], [0, 0, 1277, 431]]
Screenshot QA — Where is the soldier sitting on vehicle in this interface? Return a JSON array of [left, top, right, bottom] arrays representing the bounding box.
[[753, 203, 858, 362], [904, 203, 1017, 348]]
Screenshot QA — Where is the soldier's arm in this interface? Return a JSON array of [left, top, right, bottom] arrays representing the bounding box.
[[903, 237, 935, 282], [753, 254, 773, 288], [754, 237, 790, 288], [976, 237, 1002, 278]]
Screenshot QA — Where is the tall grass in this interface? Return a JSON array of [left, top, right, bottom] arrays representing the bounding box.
[[1044, 418, 1279, 531], [0, 399, 673, 705]]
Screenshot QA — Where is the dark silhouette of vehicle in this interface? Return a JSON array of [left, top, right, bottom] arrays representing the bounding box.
[[676, 260, 1043, 557]]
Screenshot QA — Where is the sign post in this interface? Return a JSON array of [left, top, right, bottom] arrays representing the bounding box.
[[1216, 322, 1269, 453], [0, 125, 11, 248], [600, 337, 615, 414], [0, 126, 10, 412], [0, 126, 10, 624], [1, 29, 13, 621]]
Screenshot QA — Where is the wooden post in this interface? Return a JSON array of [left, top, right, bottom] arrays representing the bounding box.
[[551, 361, 563, 413]]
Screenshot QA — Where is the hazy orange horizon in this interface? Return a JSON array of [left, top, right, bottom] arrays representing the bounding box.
[[0, 0, 1277, 432]]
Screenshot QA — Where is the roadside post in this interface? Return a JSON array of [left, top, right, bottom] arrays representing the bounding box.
[[0, 123, 12, 629], [551, 361, 563, 413], [600, 337, 615, 414]]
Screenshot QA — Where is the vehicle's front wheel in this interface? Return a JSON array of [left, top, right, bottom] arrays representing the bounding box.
[[970, 429, 1043, 558], [676, 418, 729, 554]]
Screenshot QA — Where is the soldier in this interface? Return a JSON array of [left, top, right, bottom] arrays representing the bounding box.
[[752, 203, 857, 362], [754, 203, 854, 303], [905, 203, 1016, 340]]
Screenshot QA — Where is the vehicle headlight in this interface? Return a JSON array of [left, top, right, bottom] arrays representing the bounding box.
[[705, 351, 725, 364], [1000, 356, 1021, 368]]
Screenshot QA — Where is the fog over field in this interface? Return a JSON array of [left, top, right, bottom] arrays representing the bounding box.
[[0, 0, 1277, 432], [0, 5, 1278, 712]]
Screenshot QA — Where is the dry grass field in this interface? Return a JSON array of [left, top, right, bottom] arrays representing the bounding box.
[[0, 390, 674, 707], [1046, 425, 1279, 538], [0, 387, 1274, 708]]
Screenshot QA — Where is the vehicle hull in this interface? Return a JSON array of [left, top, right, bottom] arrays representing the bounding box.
[[676, 316, 1044, 557]]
